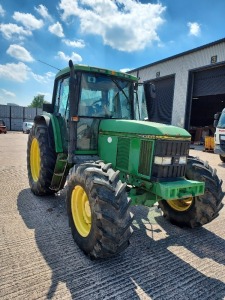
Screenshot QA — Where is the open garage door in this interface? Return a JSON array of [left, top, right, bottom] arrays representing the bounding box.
[[189, 64, 225, 143], [145, 75, 175, 125]]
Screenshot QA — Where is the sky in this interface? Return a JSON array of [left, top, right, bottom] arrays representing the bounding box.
[[0, 0, 225, 107]]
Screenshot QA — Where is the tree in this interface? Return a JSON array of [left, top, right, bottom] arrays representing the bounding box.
[[28, 94, 49, 108]]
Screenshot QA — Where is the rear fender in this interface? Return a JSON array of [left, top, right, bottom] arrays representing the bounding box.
[[34, 114, 63, 153]]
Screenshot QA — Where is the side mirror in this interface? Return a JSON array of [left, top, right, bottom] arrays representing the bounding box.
[[214, 120, 218, 127], [43, 103, 53, 113]]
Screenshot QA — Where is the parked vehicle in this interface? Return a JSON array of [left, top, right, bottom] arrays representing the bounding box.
[[27, 61, 224, 259], [23, 122, 34, 134], [214, 108, 225, 162], [0, 119, 7, 134]]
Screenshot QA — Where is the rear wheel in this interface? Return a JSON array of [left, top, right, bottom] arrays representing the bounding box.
[[27, 124, 57, 195], [159, 157, 224, 228], [219, 155, 225, 163], [67, 161, 133, 259]]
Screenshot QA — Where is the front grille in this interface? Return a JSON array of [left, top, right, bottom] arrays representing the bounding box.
[[138, 140, 152, 176], [116, 137, 130, 171], [152, 139, 190, 181]]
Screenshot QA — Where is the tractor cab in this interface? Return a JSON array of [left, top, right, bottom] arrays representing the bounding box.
[[44, 64, 138, 155]]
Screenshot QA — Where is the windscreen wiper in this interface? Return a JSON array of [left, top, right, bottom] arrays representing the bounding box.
[[112, 79, 130, 103]]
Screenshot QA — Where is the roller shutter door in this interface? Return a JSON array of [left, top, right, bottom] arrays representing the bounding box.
[[145, 75, 175, 124], [193, 65, 225, 97]]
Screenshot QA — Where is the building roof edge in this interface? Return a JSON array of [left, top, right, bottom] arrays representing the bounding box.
[[129, 37, 225, 73]]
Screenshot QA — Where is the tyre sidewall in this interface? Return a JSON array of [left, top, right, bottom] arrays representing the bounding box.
[[66, 162, 133, 259], [27, 124, 56, 195], [159, 196, 197, 227], [67, 178, 100, 255]]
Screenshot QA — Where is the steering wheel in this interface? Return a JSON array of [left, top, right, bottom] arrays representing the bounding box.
[[92, 98, 104, 106], [91, 98, 104, 114], [91, 98, 111, 117]]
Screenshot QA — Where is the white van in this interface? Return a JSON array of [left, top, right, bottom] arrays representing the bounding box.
[[23, 122, 34, 134], [214, 108, 225, 162]]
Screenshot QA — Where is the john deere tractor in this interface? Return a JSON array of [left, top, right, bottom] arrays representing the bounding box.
[[27, 61, 224, 259]]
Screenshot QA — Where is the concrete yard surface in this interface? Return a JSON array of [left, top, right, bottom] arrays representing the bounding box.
[[0, 132, 225, 300]]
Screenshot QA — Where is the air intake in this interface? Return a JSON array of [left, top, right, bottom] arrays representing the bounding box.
[[138, 140, 152, 176], [116, 138, 130, 171]]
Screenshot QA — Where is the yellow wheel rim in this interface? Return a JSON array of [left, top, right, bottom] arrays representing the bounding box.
[[167, 197, 193, 212], [71, 185, 92, 237], [30, 138, 41, 182]]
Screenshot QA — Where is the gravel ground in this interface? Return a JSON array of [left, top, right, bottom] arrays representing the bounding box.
[[0, 132, 225, 300]]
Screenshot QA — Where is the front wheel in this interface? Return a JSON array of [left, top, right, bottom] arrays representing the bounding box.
[[66, 161, 133, 259], [159, 157, 224, 228]]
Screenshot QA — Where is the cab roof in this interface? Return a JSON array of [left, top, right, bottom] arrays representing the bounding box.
[[55, 64, 138, 82]]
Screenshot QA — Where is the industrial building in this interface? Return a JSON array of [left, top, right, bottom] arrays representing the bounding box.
[[129, 38, 225, 143]]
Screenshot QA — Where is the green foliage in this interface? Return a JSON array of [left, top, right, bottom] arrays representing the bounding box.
[[28, 94, 50, 108]]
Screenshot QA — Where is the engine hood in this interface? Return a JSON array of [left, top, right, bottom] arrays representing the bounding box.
[[99, 119, 190, 139]]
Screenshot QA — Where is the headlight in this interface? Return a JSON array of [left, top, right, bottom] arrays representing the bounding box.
[[154, 156, 172, 165], [179, 156, 187, 164]]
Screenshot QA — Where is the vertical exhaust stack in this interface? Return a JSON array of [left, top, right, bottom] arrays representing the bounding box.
[[68, 60, 78, 164]]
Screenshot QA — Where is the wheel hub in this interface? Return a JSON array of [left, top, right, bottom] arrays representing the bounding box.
[[167, 197, 193, 212], [71, 185, 92, 237], [84, 201, 91, 218], [30, 138, 41, 182]]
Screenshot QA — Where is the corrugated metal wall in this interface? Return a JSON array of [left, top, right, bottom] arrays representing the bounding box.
[[0, 105, 43, 131]]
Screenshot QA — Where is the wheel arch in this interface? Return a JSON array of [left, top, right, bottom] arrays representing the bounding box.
[[34, 114, 63, 153]]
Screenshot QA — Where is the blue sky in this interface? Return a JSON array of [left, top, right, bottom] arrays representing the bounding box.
[[0, 0, 225, 107]]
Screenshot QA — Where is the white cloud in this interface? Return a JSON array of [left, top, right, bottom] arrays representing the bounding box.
[[45, 72, 55, 78], [13, 12, 44, 30], [0, 64, 55, 86], [120, 68, 131, 73], [56, 51, 82, 63], [63, 39, 85, 48], [0, 4, 5, 17], [0, 62, 30, 82], [35, 4, 53, 21], [58, 0, 166, 52], [187, 22, 201, 37], [31, 71, 55, 84], [0, 23, 32, 40], [48, 22, 64, 37], [1, 89, 16, 97], [6, 44, 34, 62], [31, 73, 48, 83]]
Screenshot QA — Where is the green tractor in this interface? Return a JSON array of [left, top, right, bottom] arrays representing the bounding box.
[[27, 60, 224, 259]]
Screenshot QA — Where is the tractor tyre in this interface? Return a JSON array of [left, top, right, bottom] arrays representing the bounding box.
[[27, 124, 57, 196], [66, 161, 133, 259], [219, 155, 225, 163], [158, 156, 224, 228]]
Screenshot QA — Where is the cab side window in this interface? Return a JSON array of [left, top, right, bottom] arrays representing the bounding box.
[[54, 77, 69, 118]]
